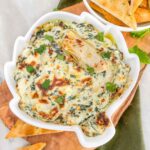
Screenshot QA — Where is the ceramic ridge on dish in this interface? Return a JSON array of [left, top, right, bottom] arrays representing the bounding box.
[[14, 19, 131, 137]]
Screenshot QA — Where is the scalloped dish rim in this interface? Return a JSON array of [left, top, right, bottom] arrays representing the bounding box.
[[4, 11, 140, 148]]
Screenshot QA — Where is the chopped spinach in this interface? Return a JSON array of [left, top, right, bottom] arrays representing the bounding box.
[[68, 95, 76, 101], [70, 74, 76, 78], [87, 24, 94, 31], [77, 23, 85, 28], [36, 30, 45, 38], [95, 107, 99, 112], [30, 83, 35, 90], [79, 115, 94, 125], [101, 71, 106, 77], [51, 42, 62, 53]]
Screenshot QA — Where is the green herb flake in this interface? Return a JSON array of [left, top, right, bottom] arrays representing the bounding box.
[[26, 66, 35, 73], [35, 44, 46, 54], [106, 82, 117, 92], [95, 32, 104, 42], [44, 35, 54, 42], [41, 79, 50, 90], [86, 65, 95, 75], [101, 51, 111, 59], [129, 45, 150, 64], [130, 28, 150, 38], [56, 96, 65, 104], [56, 54, 65, 60]]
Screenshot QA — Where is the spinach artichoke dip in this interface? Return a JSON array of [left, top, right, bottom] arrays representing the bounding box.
[[14, 20, 131, 137]]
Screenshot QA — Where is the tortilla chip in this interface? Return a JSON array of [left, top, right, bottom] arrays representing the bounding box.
[[90, 1, 125, 26], [18, 143, 46, 150], [148, 0, 150, 8], [6, 119, 61, 139], [0, 104, 17, 129], [140, 0, 148, 8], [90, 1, 150, 25], [130, 0, 143, 13], [91, 0, 137, 29], [135, 7, 150, 23]]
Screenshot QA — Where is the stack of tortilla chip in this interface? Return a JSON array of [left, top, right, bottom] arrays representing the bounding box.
[[90, 0, 150, 28]]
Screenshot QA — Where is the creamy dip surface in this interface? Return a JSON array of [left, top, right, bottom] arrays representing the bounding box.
[[14, 20, 131, 137]]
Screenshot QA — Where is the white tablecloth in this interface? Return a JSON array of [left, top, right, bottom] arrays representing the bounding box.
[[0, 1, 59, 149], [0, 0, 150, 150]]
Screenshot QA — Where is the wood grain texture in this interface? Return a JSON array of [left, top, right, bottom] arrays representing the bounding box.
[[0, 2, 149, 150]]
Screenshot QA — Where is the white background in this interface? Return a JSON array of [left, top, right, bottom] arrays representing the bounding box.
[[0, 0, 149, 150]]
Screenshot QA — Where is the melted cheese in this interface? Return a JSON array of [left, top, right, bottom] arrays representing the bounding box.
[[14, 20, 130, 137]]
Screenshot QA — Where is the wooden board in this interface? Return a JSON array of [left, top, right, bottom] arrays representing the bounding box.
[[0, 2, 150, 150]]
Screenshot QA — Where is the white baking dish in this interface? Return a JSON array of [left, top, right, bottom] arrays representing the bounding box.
[[4, 11, 140, 148], [83, 0, 150, 32]]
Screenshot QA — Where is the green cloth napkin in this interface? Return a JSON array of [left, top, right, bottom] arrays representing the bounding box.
[[57, 1, 145, 150], [97, 89, 145, 150], [57, 0, 82, 9]]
